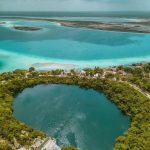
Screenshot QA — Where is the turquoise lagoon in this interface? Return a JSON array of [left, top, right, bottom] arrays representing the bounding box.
[[13, 84, 130, 150], [0, 18, 150, 72]]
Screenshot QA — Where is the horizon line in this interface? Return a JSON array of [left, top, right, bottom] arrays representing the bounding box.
[[0, 10, 150, 12]]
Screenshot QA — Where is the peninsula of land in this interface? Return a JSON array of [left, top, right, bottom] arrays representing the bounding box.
[[58, 20, 150, 33]]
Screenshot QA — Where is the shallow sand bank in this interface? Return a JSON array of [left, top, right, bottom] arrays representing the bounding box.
[[31, 62, 77, 68]]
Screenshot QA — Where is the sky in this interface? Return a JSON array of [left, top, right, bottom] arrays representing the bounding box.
[[0, 0, 150, 12]]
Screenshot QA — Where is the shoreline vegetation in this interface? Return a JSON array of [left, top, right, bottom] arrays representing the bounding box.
[[0, 62, 150, 149], [1, 17, 150, 33]]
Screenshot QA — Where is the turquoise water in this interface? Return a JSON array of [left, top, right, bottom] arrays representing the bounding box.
[[13, 84, 130, 150], [0, 18, 150, 71]]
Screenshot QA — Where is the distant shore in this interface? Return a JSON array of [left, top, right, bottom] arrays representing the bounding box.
[[1, 16, 150, 33], [59, 20, 150, 33]]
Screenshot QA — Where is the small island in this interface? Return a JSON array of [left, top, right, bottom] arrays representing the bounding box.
[[13, 26, 42, 31], [0, 21, 6, 25]]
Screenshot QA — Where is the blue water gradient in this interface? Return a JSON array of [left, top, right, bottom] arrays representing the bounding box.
[[0, 18, 150, 71]]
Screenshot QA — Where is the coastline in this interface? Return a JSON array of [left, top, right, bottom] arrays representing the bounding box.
[[37, 137, 61, 150]]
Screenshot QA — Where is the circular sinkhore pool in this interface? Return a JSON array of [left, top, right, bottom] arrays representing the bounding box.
[[13, 84, 130, 150]]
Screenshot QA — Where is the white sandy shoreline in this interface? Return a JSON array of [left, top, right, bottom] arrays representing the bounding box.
[[1, 48, 150, 72]]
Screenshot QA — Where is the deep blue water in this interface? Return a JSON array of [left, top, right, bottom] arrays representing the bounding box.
[[0, 15, 150, 71], [13, 84, 130, 150], [1, 11, 150, 18]]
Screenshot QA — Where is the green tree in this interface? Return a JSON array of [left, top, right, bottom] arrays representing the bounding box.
[[62, 146, 78, 150], [29, 67, 35, 72]]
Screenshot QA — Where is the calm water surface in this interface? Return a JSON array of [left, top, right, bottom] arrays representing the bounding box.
[[13, 84, 130, 150]]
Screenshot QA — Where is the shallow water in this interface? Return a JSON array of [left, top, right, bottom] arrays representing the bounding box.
[[0, 18, 150, 71], [13, 84, 130, 150]]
